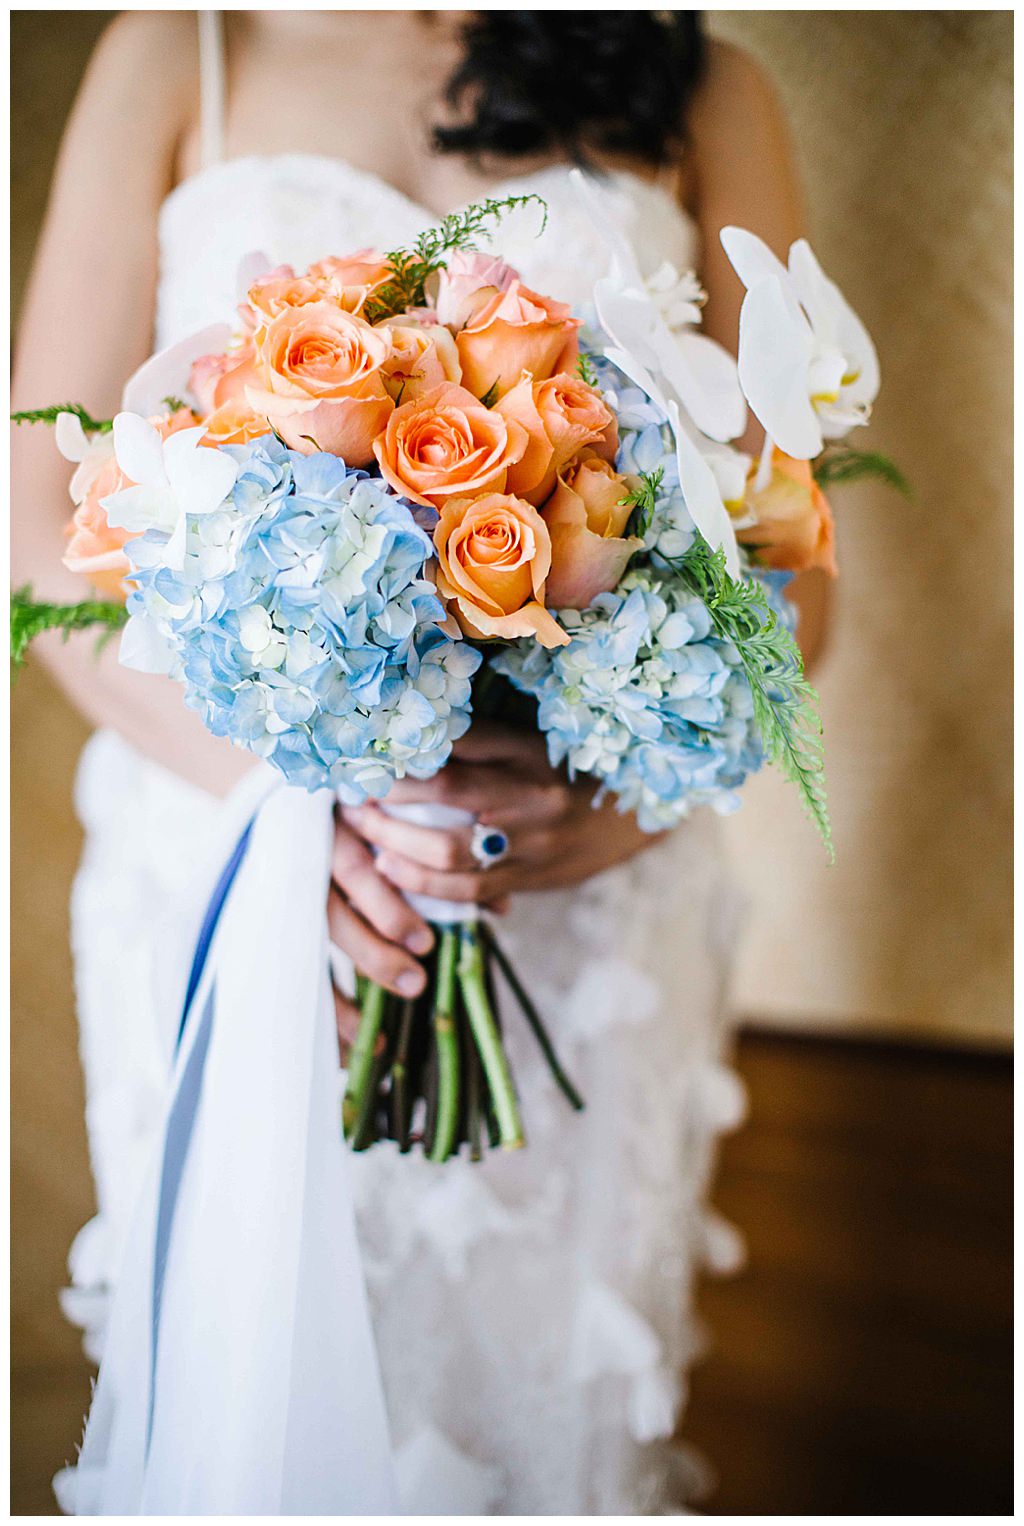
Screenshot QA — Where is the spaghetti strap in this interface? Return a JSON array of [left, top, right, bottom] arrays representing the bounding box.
[[197, 10, 226, 169]]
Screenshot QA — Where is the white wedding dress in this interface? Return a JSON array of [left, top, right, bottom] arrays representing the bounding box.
[[60, 14, 748, 1515]]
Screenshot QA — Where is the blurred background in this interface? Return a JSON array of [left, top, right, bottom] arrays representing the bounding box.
[[11, 9, 1012, 1516]]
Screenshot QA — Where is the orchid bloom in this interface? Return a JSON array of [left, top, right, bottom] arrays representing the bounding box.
[[570, 169, 746, 575], [101, 413, 239, 570], [54, 410, 117, 504], [720, 227, 880, 467]]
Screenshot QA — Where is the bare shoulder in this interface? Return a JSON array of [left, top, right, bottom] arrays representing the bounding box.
[[76, 11, 195, 125], [689, 38, 789, 135]]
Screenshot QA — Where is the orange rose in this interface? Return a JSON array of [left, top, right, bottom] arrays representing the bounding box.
[[373, 382, 527, 510], [307, 250, 392, 314], [62, 409, 197, 597], [433, 492, 569, 648], [377, 316, 462, 404], [543, 454, 643, 608], [740, 449, 837, 575], [496, 370, 618, 503], [242, 269, 323, 330], [201, 399, 274, 447], [247, 301, 394, 464], [456, 280, 581, 399]]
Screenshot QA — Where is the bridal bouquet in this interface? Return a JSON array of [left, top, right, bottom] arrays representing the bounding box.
[[12, 181, 902, 1160]]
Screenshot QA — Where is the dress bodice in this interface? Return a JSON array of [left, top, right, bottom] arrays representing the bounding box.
[[155, 155, 700, 348]]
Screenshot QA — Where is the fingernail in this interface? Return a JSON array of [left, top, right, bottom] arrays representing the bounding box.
[[405, 927, 434, 955], [398, 969, 425, 997]]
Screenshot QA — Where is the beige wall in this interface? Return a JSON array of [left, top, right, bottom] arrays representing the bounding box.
[[11, 12, 1012, 1046], [711, 11, 1013, 1045]]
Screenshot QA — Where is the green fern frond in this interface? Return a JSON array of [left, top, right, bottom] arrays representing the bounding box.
[[673, 540, 834, 860], [575, 352, 598, 387], [11, 586, 127, 669], [620, 467, 664, 541], [11, 402, 114, 433], [814, 446, 912, 499], [364, 194, 547, 323]]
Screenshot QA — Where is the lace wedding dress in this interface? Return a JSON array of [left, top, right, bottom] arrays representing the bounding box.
[[61, 14, 748, 1514]]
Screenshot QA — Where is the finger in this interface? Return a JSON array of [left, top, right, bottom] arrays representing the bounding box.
[[332, 818, 434, 954], [327, 888, 428, 999], [450, 719, 550, 770], [386, 765, 571, 827], [342, 803, 476, 872], [333, 987, 361, 1064], [375, 850, 513, 906]]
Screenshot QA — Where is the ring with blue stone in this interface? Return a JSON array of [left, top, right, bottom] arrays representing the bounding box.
[[470, 822, 510, 869]]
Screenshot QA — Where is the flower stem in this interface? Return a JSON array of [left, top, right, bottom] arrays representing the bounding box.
[[342, 980, 387, 1139], [481, 924, 585, 1112], [390, 998, 416, 1152], [458, 924, 524, 1150], [428, 928, 461, 1163], [463, 997, 484, 1162]]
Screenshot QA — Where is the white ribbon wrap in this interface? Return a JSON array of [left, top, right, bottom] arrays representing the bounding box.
[[68, 783, 397, 1514], [381, 800, 482, 925]]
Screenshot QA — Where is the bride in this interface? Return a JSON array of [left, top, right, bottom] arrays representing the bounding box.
[[13, 10, 827, 1514]]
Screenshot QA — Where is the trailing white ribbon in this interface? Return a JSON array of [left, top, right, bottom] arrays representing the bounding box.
[[66, 782, 396, 1514]]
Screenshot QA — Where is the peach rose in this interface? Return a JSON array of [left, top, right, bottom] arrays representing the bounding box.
[[496, 370, 618, 503], [190, 340, 260, 415], [62, 409, 197, 597], [456, 280, 581, 399], [241, 267, 323, 330], [373, 382, 527, 510], [740, 449, 837, 576], [377, 316, 462, 404], [247, 301, 394, 464], [543, 454, 643, 608], [201, 399, 274, 447], [430, 250, 519, 332], [433, 492, 569, 648], [307, 249, 393, 314]]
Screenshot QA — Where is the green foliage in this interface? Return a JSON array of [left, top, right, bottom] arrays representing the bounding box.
[[814, 445, 912, 499], [575, 352, 598, 387], [364, 195, 548, 324], [479, 380, 500, 409], [620, 467, 664, 540], [10, 586, 127, 669], [161, 395, 190, 414], [11, 402, 113, 433], [674, 539, 834, 860]]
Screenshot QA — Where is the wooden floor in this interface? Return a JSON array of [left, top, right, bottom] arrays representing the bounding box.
[[11, 1017, 1011, 1514], [685, 1030, 1012, 1515]]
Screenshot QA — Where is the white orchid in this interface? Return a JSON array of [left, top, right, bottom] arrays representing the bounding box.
[[720, 227, 880, 468], [101, 414, 239, 570], [54, 410, 117, 504], [121, 322, 232, 418], [570, 169, 746, 574]]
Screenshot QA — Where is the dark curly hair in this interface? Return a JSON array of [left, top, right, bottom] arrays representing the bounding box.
[[433, 12, 705, 167]]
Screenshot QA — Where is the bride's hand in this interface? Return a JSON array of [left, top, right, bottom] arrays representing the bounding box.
[[328, 810, 434, 1054], [340, 721, 666, 906]]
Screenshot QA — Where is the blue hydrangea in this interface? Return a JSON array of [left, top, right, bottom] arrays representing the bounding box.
[[493, 565, 794, 831], [126, 438, 480, 801]]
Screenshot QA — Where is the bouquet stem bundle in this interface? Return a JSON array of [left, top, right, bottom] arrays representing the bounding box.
[[342, 921, 583, 1160]]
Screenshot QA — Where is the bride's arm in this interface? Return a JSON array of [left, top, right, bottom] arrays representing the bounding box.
[[689, 40, 832, 672], [12, 14, 253, 795]]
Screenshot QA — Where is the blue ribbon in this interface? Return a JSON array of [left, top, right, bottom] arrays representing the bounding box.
[[147, 811, 257, 1451]]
